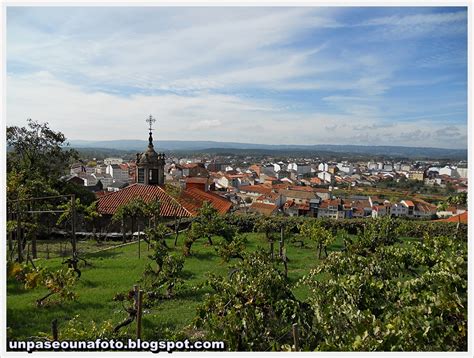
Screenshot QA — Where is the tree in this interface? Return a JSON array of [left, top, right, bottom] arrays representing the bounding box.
[[7, 119, 78, 181], [195, 249, 313, 351], [183, 202, 236, 256], [112, 198, 149, 243], [84, 202, 102, 241], [254, 216, 280, 260], [144, 223, 171, 248], [7, 120, 84, 262], [298, 220, 335, 259], [216, 234, 247, 262], [142, 239, 185, 299], [299, 232, 467, 351], [8, 262, 78, 307]]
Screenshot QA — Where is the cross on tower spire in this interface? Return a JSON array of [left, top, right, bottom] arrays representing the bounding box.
[[146, 114, 156, 132], [146, 115, 157, 147]]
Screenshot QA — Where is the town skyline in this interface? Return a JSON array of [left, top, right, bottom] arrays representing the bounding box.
[[7, 6, 467, 149]]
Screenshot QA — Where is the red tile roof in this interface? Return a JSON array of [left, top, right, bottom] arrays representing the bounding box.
[[256, 192, 280, 202], [319, 199, 341, 209], [185, 177, 209, 184], [97, 184, 193, 217], [272, 183, 292, 190], [179, 187, 232, 215], [288, 186, 314, 192], [249, 164, 261, 175], [248, 202, 277, 216], [436, 211, 468, 224], [415, 201, 437, 213], [239, 184, 272, 195]]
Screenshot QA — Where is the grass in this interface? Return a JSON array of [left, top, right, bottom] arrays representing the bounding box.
[[8, 231, 346, 340]]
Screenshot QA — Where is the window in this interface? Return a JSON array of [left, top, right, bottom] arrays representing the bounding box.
[[138, 168, 145, 183], [149, 169, 159, 185]]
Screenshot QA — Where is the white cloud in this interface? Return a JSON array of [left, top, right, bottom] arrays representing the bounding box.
[[357, 10, 466, 40], [6, 71, 467, 149], [189, 119, 222, 130], [5, 7, 467, 149]]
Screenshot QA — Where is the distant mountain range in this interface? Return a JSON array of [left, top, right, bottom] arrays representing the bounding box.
[[68, 139, 467, 160]]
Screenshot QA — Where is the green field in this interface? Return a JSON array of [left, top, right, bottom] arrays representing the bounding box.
[[7, 232, 345, 340]]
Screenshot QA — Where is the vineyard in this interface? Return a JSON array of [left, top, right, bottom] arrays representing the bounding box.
[[7, 213, 468, 352]]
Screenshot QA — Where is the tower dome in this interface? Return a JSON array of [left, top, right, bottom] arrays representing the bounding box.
[[136, 115, 165, 185]]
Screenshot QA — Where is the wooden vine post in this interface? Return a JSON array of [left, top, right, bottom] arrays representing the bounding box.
[[138, 224, 141, 258], [282, 248, 288, 278], [279, 226, 284, 258], [51, 319, 59, 341], [136, 290, 144, 339], [292, 323, 300, 351]]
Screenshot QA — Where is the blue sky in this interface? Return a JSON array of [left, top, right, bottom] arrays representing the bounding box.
[[6, 6, 467, 148]]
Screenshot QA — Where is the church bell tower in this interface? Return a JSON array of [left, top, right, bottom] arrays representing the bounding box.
[[136, 115, 165, 186]]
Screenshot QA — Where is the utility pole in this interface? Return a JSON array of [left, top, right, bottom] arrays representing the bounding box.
[[71, 195, 77, 256]]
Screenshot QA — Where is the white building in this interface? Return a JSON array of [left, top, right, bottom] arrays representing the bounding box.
[[317, 171, 332, 183], [106, 164, 129, 182], [318, 162, 329, 172], [391, 202, 408, 217], [439, 166, 455, 177], [288, 163, 311, 175], [337, 163, 353, 174], [104, 157, 123, 165], [456, 167, 468, 179]]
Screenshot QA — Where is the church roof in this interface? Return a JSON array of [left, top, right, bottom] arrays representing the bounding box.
[[97, 183, 193, 217], [179, 187, 233, 215], [96, 183, 232, 217]]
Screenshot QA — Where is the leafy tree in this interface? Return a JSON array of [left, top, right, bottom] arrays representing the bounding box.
[[7, 121, 87, 262], [112, 198, 148, 243], [216, 234, 247, 262], [8, 262, 78, 307], [7, 119, 78, 181], [55, 315, 119, 341], [183, 202, 236, 256], [195, 249, 313, 351], [57, 181, 96, 206], [351, 216, 400, 254], [142, 249, 185, 299], [142, 200, 161, 228], [144, 223, 171, 248], [141, 223, 185, 299], [299, 220, 335, 259], [299, 232, 467, 351], [84, 202, 102, 241], [254, 216, 280, 260]]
